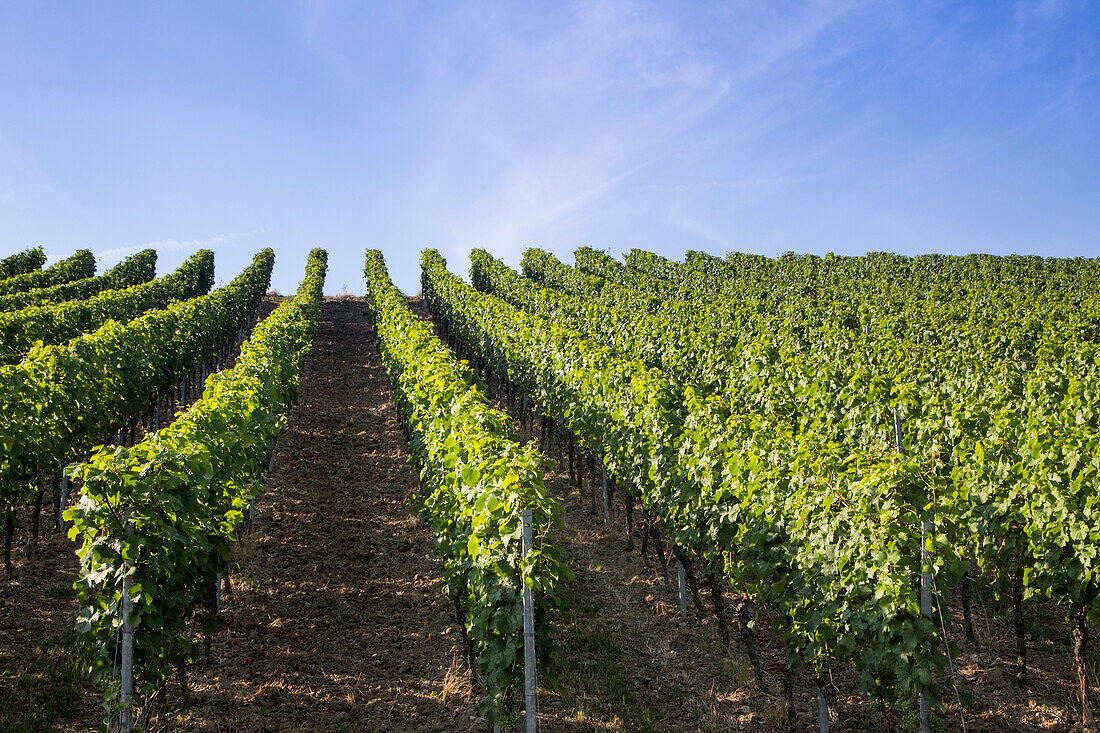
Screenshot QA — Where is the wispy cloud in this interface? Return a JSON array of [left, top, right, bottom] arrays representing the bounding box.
[[408, 0, 880, 266], [95, 231, 255, 263], [1013, 0, 1072, 25], [414, 1, 727, 264]]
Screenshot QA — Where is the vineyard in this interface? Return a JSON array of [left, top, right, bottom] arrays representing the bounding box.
[[1, 244, 1099, 732]]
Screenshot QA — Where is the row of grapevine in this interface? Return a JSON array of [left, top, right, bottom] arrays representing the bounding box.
[[676, 247, 1100, 299], [519, 248, 603, 298], [0, 249, 215, 363], [542, 243, 1092, 362], [574, 245, 688, 305], [511, 248, 747, 394], [0, 248, 95, 297], [423, 249, 952, 712], [581, 252, 1100, 572], [0, 249, 273, 575], [0, 246, 47, 280], [517, 247, 937, 470], [66, 248, 327, 715], [363, 249, 568, 725], [0, 248, 156, 312], [537, 246, 1100, 723], [618, 246, 1100, 345]]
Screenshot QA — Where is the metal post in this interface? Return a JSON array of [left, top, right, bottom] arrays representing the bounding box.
[[120, 525, 135, 733], [215, 572, 223, 613], [893, 408, 904, 454], [602, 465, 610, 523], [58, 470, 69, 533], [521, 509, 537, 733], [817, 683, 829, 733], [920, 520, 933, 733], [677, 559, 687, 616], [154, 398, 160, 431]]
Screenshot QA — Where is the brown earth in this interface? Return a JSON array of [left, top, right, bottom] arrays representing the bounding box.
[[0, 295, 1096, 732]]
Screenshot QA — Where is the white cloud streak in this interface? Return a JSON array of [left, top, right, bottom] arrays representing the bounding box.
[[415, 1, 725, 264], [290, 0, 1098, 269], [408, 0, 879, 266], [95, 232, 253, 263]]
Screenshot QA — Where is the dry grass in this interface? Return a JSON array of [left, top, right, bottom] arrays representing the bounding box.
[[440, 653, 472, 705]]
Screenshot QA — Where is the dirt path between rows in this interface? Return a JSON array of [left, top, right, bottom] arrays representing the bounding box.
[[179, 298, 481, 732]]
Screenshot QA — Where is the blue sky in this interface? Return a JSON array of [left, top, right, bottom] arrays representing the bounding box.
[[1, 1, 1097, 295]]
